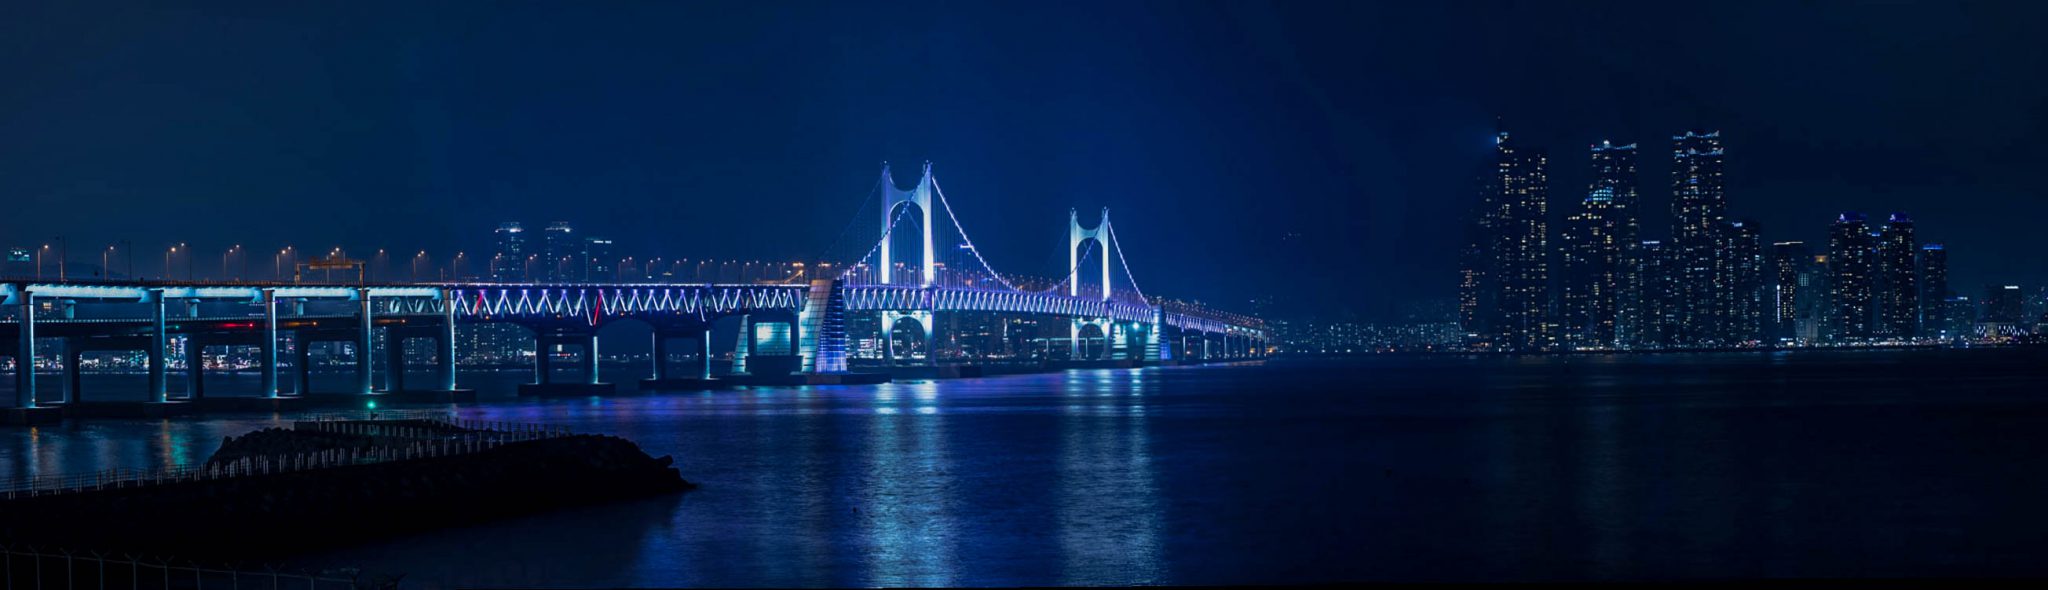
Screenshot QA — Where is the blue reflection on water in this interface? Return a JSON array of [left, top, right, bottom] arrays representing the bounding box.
[[12, 351, 2048, 585]]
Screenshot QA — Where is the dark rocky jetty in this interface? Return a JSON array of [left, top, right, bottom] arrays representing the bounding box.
[[0, 422, 693, 561]]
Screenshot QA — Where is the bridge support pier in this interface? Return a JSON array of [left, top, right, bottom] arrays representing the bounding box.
[[650, 331, 668, 381], [149, 290, 167, 403], [700, 328, 713, 379], [14, 292, 35, 408], [294, 332, 312, 396], [581, 333, 600, 385], [261, 289, 278, 397], [355, 288, 373, 394], [383, 329, 406, 393], [62, 338, 81, 404], [440, 294, 458, 392], [184, 335, 204, 400], [533, 336, 551, 385]]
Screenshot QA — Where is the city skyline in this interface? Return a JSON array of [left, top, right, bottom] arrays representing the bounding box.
[[5, 2, 2046, 320]]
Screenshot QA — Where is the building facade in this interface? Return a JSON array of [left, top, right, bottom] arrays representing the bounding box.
[[1917, 243, 1948, 338], [1669, 130, 1729, 346], [1827, 213, 1875, 341], [1875, 214, 1918, 338]]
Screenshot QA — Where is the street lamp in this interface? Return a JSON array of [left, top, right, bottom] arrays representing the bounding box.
[[164, 245, 178, 281], [223, 245, 242, 282], [36, 244, 49, 279], [101, 245, 116, 278], [412, 250, 427, 282], [452, 252, 466, 281]]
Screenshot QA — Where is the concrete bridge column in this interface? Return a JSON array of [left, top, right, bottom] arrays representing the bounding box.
[[261, 289, 278, 397], [582, 333, 600, 385], [355, 288, 373, 394], [62, 338, 81, 404], [295, 334, 312, 395], [14, 291, 35, 408], [741, 314, 756, 371], [440, 293, 458, 392], [149, 290, 167, 403], [699, 328, 713, 379], [923, 315, 936, 366], [789, 315, 803, 358], [184, 336, 204, 400], [383, 331, 405, 393], [650, 331, 668, 381], [532, 336, 552, 385]]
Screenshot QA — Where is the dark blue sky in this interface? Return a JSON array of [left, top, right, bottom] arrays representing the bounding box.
[[3, 1, 2044, 319]]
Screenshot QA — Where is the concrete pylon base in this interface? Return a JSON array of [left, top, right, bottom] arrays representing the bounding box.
[[517, 383, 617, 397], [2, 406, 64, 426]]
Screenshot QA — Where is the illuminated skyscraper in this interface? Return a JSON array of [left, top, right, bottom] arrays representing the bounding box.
[[1723, 220, 1765, 343], [1670, 130, 1728, 346], [1769, 242, 1814, 342], [1918, 243, 1949, 337], [1875, 214, 1918, 338], [1636, 240, 1678, 347], [541, 222, 575, 282], [1488, 126, 1552, 351], [583, 236, 614, 282], [1827, 213, 1875, 340], [1580, 141, 1640, 348], [491, 222, 525, 281]]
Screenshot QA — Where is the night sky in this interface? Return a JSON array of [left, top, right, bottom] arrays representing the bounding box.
[[3, 1, 2044, 320]]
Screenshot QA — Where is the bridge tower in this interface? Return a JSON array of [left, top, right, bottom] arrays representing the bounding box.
[[1070, 208, 1115, 360], [877, 162, 936, 287]]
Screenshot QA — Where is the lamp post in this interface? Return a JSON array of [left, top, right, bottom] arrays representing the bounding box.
[[452, 252, 466, 281], [36, 244, 49, 279], [165, 245, 178, 280], [102, 245, 116, 278], [412, 250, 427, 282]]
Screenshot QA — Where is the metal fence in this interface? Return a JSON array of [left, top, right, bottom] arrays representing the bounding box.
[[1, 415, 568, 501], [0, 545, 367, 590]]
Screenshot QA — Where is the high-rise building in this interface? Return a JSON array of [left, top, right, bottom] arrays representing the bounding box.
[[1670, 130, 1728, 346], [1724, 219, 1764, 343], [1560, 145, 1634, 349], [1917, 243, 1948, 338], [541, 222, 576, 282], [491, 222, 526, 281], [1636, 240, 1678, 347], [1770, 241, 1812, 342], [1587, 141, 1640, 348], [1827, 213, 1875, 340], [1875, 214, 1918, 338], [583, 236, 615, 282], [1457, 160, 1496, 348], [1488, 127, 1552, 351]]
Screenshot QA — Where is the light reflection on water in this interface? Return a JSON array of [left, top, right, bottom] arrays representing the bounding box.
[[11, 351, 2048, 585]]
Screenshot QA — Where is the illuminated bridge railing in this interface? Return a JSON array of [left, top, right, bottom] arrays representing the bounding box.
[[451, 284, 807, 323], [840, 285, 1155, 324]]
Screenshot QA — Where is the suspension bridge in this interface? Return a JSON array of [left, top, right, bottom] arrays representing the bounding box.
[[1, 164, 1266, 422]]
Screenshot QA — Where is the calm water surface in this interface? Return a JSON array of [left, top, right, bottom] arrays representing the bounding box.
[[8, 349, 2048, 586]]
